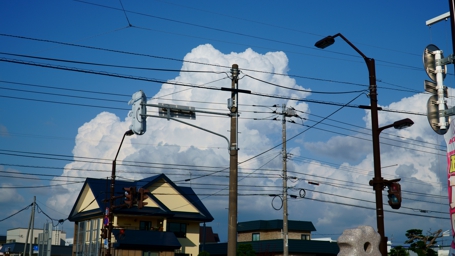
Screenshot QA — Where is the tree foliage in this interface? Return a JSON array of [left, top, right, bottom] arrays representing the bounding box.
[[389, 245, 409, 256], [237, 243, 256, 256], [404, 229, 442, 256], [198, 251, 210, 256]]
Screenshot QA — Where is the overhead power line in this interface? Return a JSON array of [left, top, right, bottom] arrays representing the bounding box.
[[0, 203, 33, 222], [0, 34, 425, 93], [0, 52, 227, 74], [73, 0, 425, 72], [0, 57, 427, 116]]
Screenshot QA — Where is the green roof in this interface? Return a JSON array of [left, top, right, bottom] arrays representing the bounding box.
[[237, 219, 316, 232]]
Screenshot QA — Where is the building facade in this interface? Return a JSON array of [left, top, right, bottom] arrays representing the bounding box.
[[68, 174, 213, 256], [203, 220, 339, 256], [0, 227, 70, 256], [237, 220, 314, 242], [6, 228, 66, 245]]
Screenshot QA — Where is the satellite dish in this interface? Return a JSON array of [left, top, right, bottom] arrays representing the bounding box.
[[423, 44, 446, 82], [427, 95, 449, 135]]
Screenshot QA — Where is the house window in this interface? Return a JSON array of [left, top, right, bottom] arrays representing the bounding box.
[[167, 222, 187, 238], [74, 219, 101, 256], [301, 234, 310, 240], [140, 221, 152, 230], [143, 252, 158, 256], [252, 233, 260, 241]]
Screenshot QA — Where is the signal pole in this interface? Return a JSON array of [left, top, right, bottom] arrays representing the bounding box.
[[227, 64, 239, 256], [282, 104, 289, 256], [106, 130, 133, 256]]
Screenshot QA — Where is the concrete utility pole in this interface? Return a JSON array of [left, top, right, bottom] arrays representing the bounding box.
[[24, 197, 36, 256], [29, 197, 36, 256], [282, 104, 289, 256], [227, 64, 239, 256]]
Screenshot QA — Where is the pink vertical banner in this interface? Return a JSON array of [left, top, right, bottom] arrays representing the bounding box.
[[443, 118, 455, 254]]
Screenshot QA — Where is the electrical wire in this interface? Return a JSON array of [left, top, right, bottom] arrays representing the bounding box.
[[243, 73, 367, 94], [0, 34, 430, 94], [72, 0, 428, 74], [298, 196, 449, 220], [0, 52, 228, 75], [0, 203, 33, 222]]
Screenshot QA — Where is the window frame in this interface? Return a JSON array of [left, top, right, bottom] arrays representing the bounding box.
[[140, 221, 152, 230], [167, 222, 187, 238]]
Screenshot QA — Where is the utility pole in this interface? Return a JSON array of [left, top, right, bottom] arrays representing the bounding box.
[[24, 197, 36, 256], [227, 64, 239, 256], [136, 65, 247, 256], [30, 196, 36, 256], [282, 104, 289, 256]]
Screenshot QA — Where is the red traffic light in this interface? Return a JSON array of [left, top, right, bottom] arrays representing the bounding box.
[[389, 182, 400, 192], [387, 182, 401, 210]]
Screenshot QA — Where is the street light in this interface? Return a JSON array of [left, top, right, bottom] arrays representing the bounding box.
[[315, 33, 413, 256], [378, 118, 414, 132], [106, 129, 134, 256]]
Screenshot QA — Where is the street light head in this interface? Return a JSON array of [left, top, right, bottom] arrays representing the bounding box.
[[315, 35, 335, 49], [125, 130, 134, 136], [393, 118, 414, 130]]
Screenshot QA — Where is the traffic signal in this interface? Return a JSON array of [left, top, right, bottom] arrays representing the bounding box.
[[124, 187, 137, 208], [138, 188, 149, 209], [101, 228, 107, 239], [423, 44, 449, 135], [387, 182, 402, 209], [128, 90, 147, 135]]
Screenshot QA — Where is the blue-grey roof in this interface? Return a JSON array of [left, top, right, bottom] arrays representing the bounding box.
[[202, 239, 339, 256], [68, 174, 213, 222], [237, 219, 316, 232]]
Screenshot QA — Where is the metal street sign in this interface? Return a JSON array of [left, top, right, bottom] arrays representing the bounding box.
[[158, 103, 196, 120]]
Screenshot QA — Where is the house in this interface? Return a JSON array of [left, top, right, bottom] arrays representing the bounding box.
[[199, 226, 220, 253], [200, 226, 220, 244], [203, 220, 339, 256], [68, 174, 214, 256], [238, 220, 315, 242]]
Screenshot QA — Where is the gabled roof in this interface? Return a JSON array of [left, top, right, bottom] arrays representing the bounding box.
[[237, 219, 316, 232], [68, 173, 213, 222]]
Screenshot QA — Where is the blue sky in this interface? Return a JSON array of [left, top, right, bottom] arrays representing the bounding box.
[[0, 0, 453, 248]]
